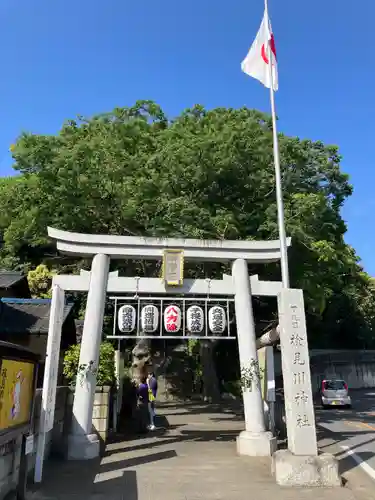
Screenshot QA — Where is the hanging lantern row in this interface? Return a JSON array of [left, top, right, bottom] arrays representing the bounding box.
[[117, 304, 227, 334]]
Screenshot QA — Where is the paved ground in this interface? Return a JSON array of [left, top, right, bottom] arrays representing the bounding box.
[[28, 399, 374, 500], [316, 389, 375, 500]]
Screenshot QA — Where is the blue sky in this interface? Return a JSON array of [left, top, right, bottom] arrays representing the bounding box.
[[1, 0, 374, 273]]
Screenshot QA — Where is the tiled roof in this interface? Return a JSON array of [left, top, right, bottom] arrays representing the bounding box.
[[0, 271, 25, 289], [0, 298, 73, 334]]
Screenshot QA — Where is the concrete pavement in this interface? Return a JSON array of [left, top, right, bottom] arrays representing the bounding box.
[[28, 401, 364, 500], [316, 389, 375, 500]]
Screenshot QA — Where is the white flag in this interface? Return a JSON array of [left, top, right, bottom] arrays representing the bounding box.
[[241, 10, 278, 91]]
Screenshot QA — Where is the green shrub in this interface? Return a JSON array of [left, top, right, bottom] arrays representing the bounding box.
[[222, 380, 242, 398], [63, 341, 116, 387]]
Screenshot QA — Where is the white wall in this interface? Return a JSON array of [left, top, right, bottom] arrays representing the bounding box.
[[310, 363, 375, 391], [274, 350, 375, 391]]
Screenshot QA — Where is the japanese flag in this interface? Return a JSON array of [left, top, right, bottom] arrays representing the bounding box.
[[241, 9, 278, 91]]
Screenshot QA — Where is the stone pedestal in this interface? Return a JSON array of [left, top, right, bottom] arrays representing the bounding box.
[[67, 433, 100, 461], [232, 259, 277, 456], [273, 450, 341, 487], [92, 387, 111, 454], [237, 430, 277, 457], [67, 386, 111, 459]]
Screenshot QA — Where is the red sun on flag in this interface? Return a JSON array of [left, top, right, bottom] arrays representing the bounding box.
[[261, 34, 276, 65]]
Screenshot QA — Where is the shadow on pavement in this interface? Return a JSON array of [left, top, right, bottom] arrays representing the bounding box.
[[159, 401, 243, 417], [337, 451, 375, 476], [30, 406, 197, 497], [33, 397, 375, 498], [316, 410, 375, 476], [100, 449, 177, 474], [91, 472, 138, 500], [29, 449, 177, 499], [29, 402, 244, 498], [104, 436, 183, 457], [29, 458, 102, 496], [104, 427, 239, 459]]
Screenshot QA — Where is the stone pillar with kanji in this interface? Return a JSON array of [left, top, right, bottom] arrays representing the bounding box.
[[273, 288, 341, 487]]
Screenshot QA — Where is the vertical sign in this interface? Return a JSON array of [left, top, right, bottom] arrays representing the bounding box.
[[265, 346, 276, 403], [278, 288, 318, 456], [162, 250, 184, 286], [258, 346, 276, 434], [0, 359, 35, 431], [34, 284, 65, 483], [25, 434, 34, 455]]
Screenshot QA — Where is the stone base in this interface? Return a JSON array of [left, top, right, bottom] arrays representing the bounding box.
[[272, 449, 341, 487], [236, 430, 277, 457], [67, 433, 100, 460]]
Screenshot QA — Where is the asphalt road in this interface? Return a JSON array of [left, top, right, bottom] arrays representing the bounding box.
[[316, 389, 375, 497]]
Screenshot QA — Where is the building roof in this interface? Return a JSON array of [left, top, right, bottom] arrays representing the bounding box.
[[0, 271, 25, 289], [0, 298, 74, 335], [0, 340, 40, 360]]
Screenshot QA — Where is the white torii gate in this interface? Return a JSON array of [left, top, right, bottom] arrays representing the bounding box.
[[36, 227, 336, 488], [36, 227, 291, 468]]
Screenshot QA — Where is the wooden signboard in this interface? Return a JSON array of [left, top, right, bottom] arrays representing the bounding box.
[[162, 250, 184, 286], [0, 342, 38, 446]]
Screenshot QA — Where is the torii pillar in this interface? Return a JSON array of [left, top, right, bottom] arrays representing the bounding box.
[[68, 253, 110, 459], [232, 258, 276, 456]]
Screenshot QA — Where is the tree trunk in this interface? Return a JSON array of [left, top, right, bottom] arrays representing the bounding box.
[[256, 325, 280, 350], [200, 339, 221, 403]]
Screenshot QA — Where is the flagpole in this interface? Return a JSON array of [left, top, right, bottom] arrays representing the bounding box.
[[264, 0, 290, 288]]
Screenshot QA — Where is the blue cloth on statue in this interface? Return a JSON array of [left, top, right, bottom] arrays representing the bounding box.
[[149, 376, 158, 397], [137, 383, 149, 403]]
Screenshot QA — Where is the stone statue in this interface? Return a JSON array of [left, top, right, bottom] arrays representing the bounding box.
[[131, 339, 152, 383]]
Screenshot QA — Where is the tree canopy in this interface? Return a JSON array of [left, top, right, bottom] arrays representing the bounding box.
[[27, 264, 54, 298], [2, 100, 374, 348]]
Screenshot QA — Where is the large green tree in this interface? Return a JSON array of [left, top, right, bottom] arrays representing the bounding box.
[[1, 100, 374, 349]]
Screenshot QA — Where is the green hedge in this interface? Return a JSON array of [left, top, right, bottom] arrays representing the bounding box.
[[63, 341, 116, 387]]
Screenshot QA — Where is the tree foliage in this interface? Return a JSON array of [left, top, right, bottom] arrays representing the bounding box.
[[1, 100, 374, 348], [27, 264, 54, 298], [63, 341, 116, 387]]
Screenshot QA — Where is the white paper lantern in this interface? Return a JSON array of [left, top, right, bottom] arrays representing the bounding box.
[[186, 305, 204, 334], [141, 305, 159, 333], [164, 305, 182, 333], [118, 305, 136, 333], [208, 306, 226, 334]]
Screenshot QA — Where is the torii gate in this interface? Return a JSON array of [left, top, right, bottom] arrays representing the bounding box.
[[36, 227, 331, 488]]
